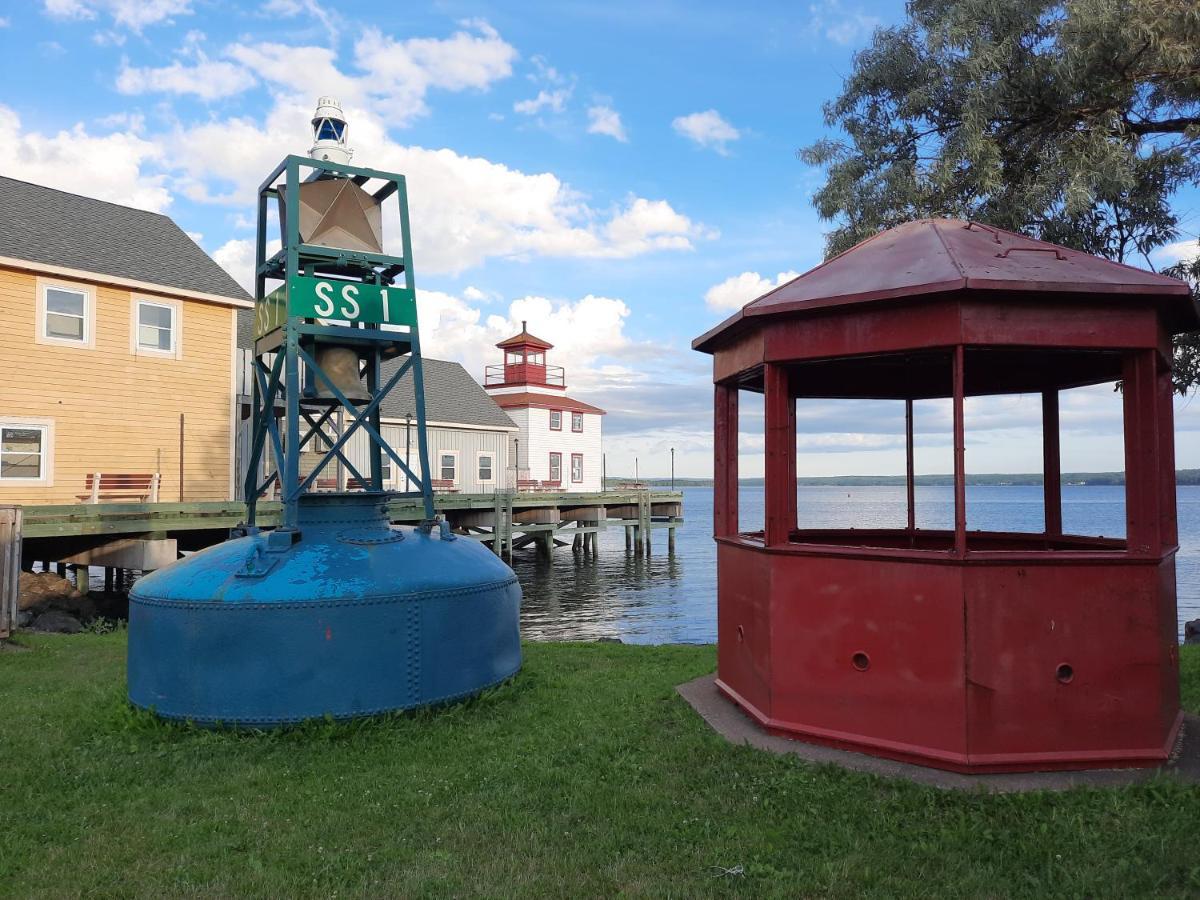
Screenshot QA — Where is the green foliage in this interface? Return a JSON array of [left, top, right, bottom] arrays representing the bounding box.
[[1, 633, 1199, 897], [801, 0, 1200, 391]]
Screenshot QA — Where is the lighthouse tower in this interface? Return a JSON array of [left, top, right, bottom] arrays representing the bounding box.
[[484, 322, 604, 491]]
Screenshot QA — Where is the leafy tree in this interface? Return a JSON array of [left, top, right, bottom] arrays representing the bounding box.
[[801, 0, 1200, 392]]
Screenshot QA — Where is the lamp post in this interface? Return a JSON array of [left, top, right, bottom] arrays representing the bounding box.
[[671, 447, 675, 490]]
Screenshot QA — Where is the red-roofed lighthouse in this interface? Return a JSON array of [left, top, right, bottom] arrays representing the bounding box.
[[694, 218, 1200, 774], [485, 322, 605, 491]]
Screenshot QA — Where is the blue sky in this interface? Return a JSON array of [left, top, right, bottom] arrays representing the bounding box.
[[1, 0, 1196, 478]]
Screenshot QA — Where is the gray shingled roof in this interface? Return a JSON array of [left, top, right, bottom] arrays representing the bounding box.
[[0, 176, 250, 302], [235, 309, 513, 430]]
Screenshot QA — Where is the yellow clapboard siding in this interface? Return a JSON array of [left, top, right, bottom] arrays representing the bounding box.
[[0, 265, 236, 504]]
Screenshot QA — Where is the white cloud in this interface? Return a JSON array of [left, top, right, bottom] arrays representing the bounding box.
[[43, 0, 191, 30], [1153, 239, 1200, 267], [672, 109, 740, 155], [0, 104, 170, 212], [212, 237, 279, 292], [117, 58, 255, 100], [807, 0, 881, 46], [704, 270, 800, 311], [514, 88, 570, 116], [218, 21, 516, 127], [587, 105, 627, 142], [0, 17, 9, 27], [166, 99, 713, 274], [261, 0, 337, 38]]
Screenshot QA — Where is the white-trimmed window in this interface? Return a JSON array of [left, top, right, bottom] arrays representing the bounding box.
[[0, 419, 53, 484], [439, 451, 459, 484], [571, 412, 584, 433], [571, 453, 583, 483], [133, 297, 181, 358], [477, 452, 494, 484], [37, 280, 94, 348]]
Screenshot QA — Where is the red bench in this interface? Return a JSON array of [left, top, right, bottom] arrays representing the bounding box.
[[78, 473, 160, 503], [540, 480, 562, 491], [516, 479, 541, 492], [430, 479, 459, 493]]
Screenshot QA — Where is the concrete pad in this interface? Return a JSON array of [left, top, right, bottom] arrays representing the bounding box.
[[677, 673, 1200, 793]]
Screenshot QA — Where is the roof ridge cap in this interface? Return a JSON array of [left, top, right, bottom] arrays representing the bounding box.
[[931, 219, 969, 283]]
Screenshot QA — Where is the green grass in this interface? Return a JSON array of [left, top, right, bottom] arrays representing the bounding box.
[[1, 635, 1198, 899]]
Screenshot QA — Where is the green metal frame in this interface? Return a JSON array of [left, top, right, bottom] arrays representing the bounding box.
[[244, 154, 435, 532]]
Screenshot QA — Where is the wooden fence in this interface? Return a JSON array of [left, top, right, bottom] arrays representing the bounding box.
[[0, 506, 21, 639]]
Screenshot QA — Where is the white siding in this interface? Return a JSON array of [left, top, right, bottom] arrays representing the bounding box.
[[342, 421, 512, 493], [509, 405, 602, 491]]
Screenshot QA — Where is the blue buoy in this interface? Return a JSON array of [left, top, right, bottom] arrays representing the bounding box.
[[128, 492, 521, 727]]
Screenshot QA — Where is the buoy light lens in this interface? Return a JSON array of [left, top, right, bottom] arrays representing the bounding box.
[[316, 118, 345, 142]]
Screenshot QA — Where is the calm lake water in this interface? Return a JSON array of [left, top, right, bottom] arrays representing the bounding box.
[[515, 485, 1200, 644]]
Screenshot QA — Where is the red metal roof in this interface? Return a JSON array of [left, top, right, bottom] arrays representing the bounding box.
[[496, 320, 554, 351], [492, 392, 606, 415], [694, 218, 1196, 352]]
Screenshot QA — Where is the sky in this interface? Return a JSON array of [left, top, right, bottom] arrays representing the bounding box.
[[1, 0, 1197, 478]]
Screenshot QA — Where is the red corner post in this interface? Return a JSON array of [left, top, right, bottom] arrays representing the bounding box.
[[713, 382, 739, 538], [1042, 389, 1062, 537], [764, 363, 796, 546], [1122, 349, 1165, 556], [952, 346, 967, 557]]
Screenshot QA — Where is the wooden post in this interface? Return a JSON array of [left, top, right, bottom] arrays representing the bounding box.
[[1042, 389, 1062, 538], [74, 564, 89, 597], [178, 413, 186, 502], [713, 382, 739, 538], [952, 346, 967, 558], [668, 525, 676, 554], [625, 525, 632, 552], [0, 506, 21, 639], [572, 532, 583, 552], [764, 364, 796, 546], [1122, 349, 1163, 556], [905, 398, 916, 532], [104, 567, 114, 593]]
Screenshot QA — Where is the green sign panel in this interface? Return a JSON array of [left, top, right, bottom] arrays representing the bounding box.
[[288, 276, 417, 328], [254, 284, 287, 339]]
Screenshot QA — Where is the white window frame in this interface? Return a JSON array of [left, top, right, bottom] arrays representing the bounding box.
[[35, 278, 95, 349], [549, 409, 562, 431], [438, 450, 460, 486], [476, 451, 495, 485], [571, 453, 583, 483], [131, 296, 183, 359], [0, 417, 55, 486], [549, 451, 562, 483], [571, 412, 584, 433]]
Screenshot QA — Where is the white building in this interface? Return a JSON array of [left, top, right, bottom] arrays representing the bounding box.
[[483, 322, 605, 492]]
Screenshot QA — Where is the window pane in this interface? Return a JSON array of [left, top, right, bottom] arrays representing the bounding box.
[[440, 454, 456, 480], [46, 312, 83, 340], [140, 303, 173, 329], [1, 427, 42, 479], [479, 456, 493, 480], [46, 288, 84, 316], [572, 413, 583, 431], [2, 428, 41, 452], [317, 119, 339, 141], [550, 411, 561, 428]]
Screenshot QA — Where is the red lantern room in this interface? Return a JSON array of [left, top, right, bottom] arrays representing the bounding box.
[[693, 219, 1199, 773]]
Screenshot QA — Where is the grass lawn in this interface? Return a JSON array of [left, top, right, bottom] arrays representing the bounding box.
[[1, 634, 1198, 898]]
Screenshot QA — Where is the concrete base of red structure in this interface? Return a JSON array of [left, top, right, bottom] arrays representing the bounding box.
[[678, 674, 1200, 792]]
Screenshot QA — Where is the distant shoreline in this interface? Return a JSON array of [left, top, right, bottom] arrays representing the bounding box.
[[607, 469, 1200, 488]]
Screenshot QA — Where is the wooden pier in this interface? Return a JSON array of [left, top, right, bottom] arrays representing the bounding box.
[[11, 491, 684, 588]]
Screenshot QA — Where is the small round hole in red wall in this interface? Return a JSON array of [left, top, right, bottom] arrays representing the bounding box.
[[852, 652, 870, 672], [1056, 663, 1074, 684]]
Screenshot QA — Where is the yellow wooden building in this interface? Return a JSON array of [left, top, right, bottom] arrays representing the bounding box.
[[0, 176, 251, 506]]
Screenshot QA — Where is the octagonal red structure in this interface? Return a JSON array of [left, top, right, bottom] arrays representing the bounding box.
[[693, 219, 1199, 773]]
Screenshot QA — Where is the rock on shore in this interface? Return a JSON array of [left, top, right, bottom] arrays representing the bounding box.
[[17, 572, 96, 632]]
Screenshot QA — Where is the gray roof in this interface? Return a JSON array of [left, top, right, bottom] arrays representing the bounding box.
[[0, 176, 250, 302], [379, 357, 517, 430], [235, 308, 514, 430]]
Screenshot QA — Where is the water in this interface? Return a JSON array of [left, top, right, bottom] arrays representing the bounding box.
[[515, 485, 1200, 644]]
